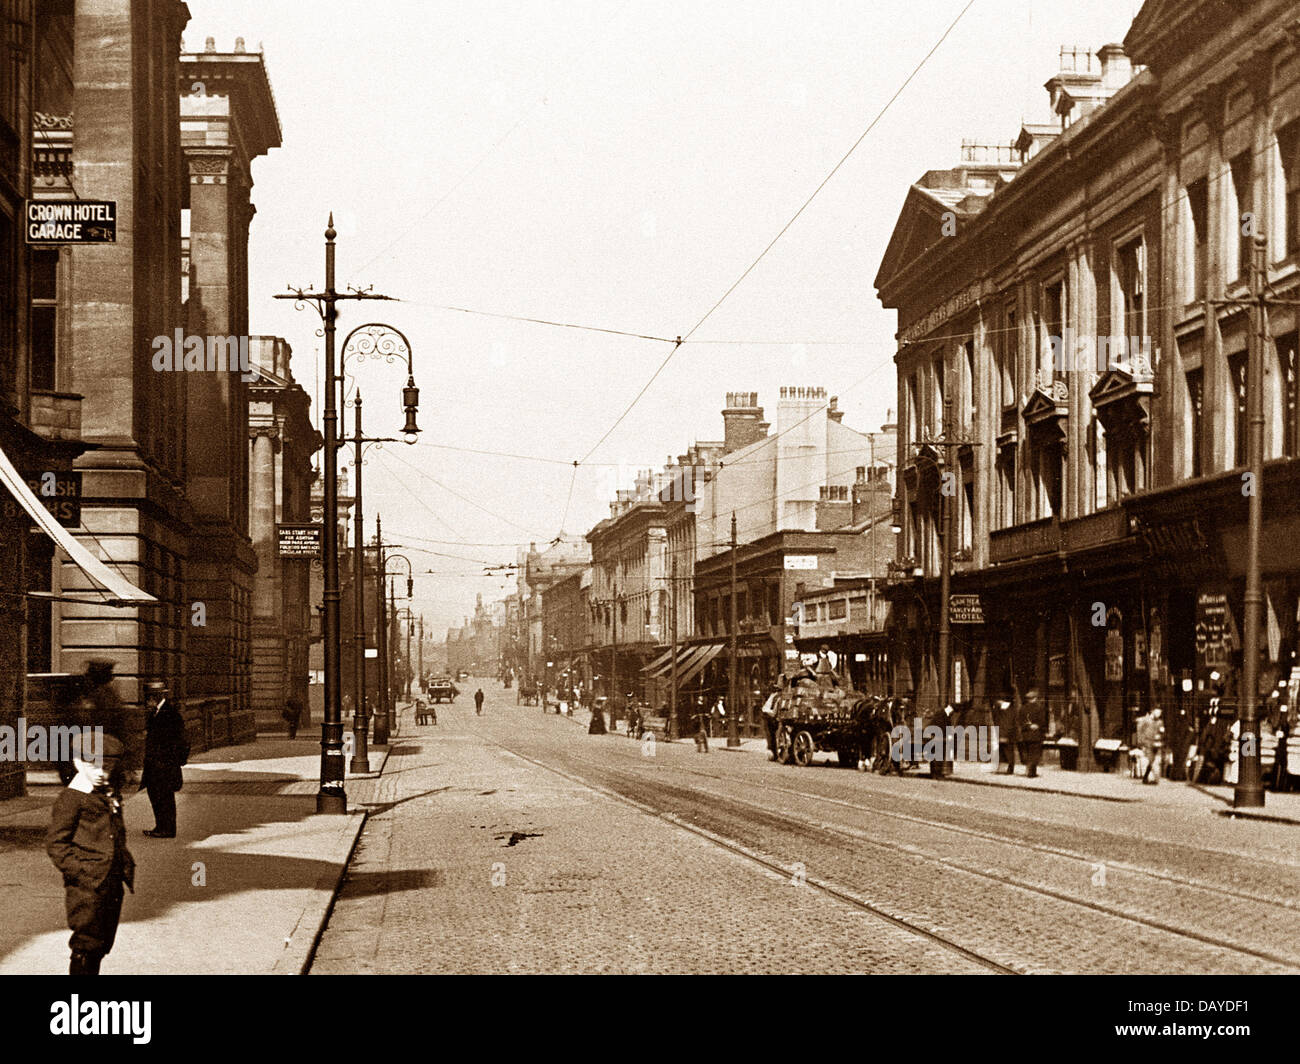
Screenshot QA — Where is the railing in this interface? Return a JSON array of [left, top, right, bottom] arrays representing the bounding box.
[[989, 515, 1060, 563]]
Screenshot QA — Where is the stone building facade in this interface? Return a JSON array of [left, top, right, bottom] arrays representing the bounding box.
[[247, 336, 320, 732], [875, 0, 1300, 768]]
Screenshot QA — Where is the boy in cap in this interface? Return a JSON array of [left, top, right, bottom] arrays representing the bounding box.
[[46, 731, 135, 975]]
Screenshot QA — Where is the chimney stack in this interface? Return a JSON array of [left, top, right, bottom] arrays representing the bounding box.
[[722, 391, 768, 454]]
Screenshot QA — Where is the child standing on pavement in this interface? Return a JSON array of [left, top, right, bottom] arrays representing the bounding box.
[[46, 732, 136, 975]]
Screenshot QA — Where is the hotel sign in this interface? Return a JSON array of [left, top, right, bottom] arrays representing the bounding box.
[[25, 200, 117, 244], [949, 594, 984, 624]]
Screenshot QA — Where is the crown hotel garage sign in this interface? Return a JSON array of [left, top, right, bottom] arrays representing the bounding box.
[[25, 200, 117, 244]]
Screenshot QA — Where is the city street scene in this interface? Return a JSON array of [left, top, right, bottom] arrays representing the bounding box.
[[0, 0, 1296, 1022]]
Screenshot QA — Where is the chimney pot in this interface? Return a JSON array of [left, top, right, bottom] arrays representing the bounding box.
[[205, 36, 216, 52]]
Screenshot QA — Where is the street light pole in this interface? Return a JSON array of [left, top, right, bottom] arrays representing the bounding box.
[[933, 384, 955, 779], [668, 556, 678, 741], [375, 517, 389, 744], [274, 216, 398, 814], [728, 512, 739, 747], [350, 391, 368, 773], [1236, 235, 1268, 809]]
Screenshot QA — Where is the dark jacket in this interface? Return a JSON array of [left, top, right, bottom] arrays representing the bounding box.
[[1018, 696, 1047, 744], [47, 786, 136, 893], [140, 699, 189, 793]]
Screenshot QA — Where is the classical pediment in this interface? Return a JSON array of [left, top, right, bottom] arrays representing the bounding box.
[[1022, 382, 1068, 428], [1090, 366, 1153, 428], [875, 184, 981, 297]]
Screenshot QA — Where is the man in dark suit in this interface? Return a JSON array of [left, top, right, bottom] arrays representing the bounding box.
[[47, 732, 135, 975], [140, 681, 188, 839], [1019, 688, 1047, 778]]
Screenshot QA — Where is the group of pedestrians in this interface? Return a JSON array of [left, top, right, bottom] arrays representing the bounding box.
[[45, 661, 190, 975]]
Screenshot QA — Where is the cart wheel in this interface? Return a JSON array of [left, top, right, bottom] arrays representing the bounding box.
[[792, 730, 816, 767], [775, 725, 794, 765], [872, 731, 894, 774]]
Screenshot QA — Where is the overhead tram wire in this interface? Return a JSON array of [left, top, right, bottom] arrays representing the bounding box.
[[571, 0, 978, 468]]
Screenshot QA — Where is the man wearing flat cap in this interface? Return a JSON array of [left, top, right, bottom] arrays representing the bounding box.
[[47, 731, 135, 974], [140, 681, 188, 839]]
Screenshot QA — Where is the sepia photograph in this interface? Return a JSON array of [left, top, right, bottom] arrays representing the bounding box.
[[0, 0, 1291, 1044]]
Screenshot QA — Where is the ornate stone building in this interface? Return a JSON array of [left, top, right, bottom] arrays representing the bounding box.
[[247, 336, 320, 731], [875, 0, 1300, 768]]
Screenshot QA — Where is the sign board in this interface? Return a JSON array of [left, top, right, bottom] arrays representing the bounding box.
[[3, 470, 80, 527], [364, 648, 378, 659], [784, 555, 819, 570], [25, 200, 117, 244], [949, 593, 984, 624], [784, 649, 801, 662], [1195, 591, 1235, 670], [277, 523, 323, 558]]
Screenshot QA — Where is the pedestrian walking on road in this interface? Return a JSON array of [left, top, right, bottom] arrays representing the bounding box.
[[474, 688, 485, 715], [140, 681, 189, 839], [47, 732, 135, 975]]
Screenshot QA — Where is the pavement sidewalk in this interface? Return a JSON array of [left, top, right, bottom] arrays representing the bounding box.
[[0, 706, 409, 975]]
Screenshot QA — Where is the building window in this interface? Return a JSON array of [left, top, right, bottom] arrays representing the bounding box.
[[962, 338, 975, 430], [961, 477, 974, 552], [828, 598, 847, 622], [1281, 333, 1299, 458], [31, 248, 57, 391], [998, 305, 1016, 409], [1092, 416, 1108, 510], [1185, 177, 1209, 304], [933, 355, 945, 435], [1229, 351, 1247, 467], [996, 446, 1015, 530], [1186, 367, 1203, 477], [1274, 121, 1300, 260], [1229, 151, 1253, 282], [1041, 278, 1066, 381], [906, 372, 920, 446], [1115, 236, 1146, 366]]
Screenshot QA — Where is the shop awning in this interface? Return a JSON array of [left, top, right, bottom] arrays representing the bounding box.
[[641, 646, 676, 676], [677, 643, 725, 686], [0, 443, 155, 606]]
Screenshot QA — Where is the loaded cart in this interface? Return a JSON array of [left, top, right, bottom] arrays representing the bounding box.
[[771, 671, 904, 769]]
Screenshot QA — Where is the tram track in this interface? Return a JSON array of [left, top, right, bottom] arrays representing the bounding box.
[[466, 726, 1022, 974], [459, 712, 1300, 973]]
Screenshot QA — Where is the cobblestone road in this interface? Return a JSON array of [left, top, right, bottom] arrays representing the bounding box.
[[312, 684, 1300, 974]]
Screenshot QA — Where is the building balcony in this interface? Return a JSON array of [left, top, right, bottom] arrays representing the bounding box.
[[989, 515, 1060, 564], [1060, 507, 1132, 554], [33, 114, 73, 193]]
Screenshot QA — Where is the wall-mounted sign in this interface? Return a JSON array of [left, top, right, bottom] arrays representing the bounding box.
[[364, 648, 378, 659], [3, 470, 80, 527], [277, 523, 323, 558], [25, 200, 117, 244], [1105, 608, 1124, 682], [949, 593, 984, 624], [784, 555, 818, 570]]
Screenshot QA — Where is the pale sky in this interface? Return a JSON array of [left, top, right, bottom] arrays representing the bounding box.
[[186, 0, 1141, 636]]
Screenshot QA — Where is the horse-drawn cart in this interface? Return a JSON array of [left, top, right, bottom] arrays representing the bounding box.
[[772, 679, 913, 770]]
